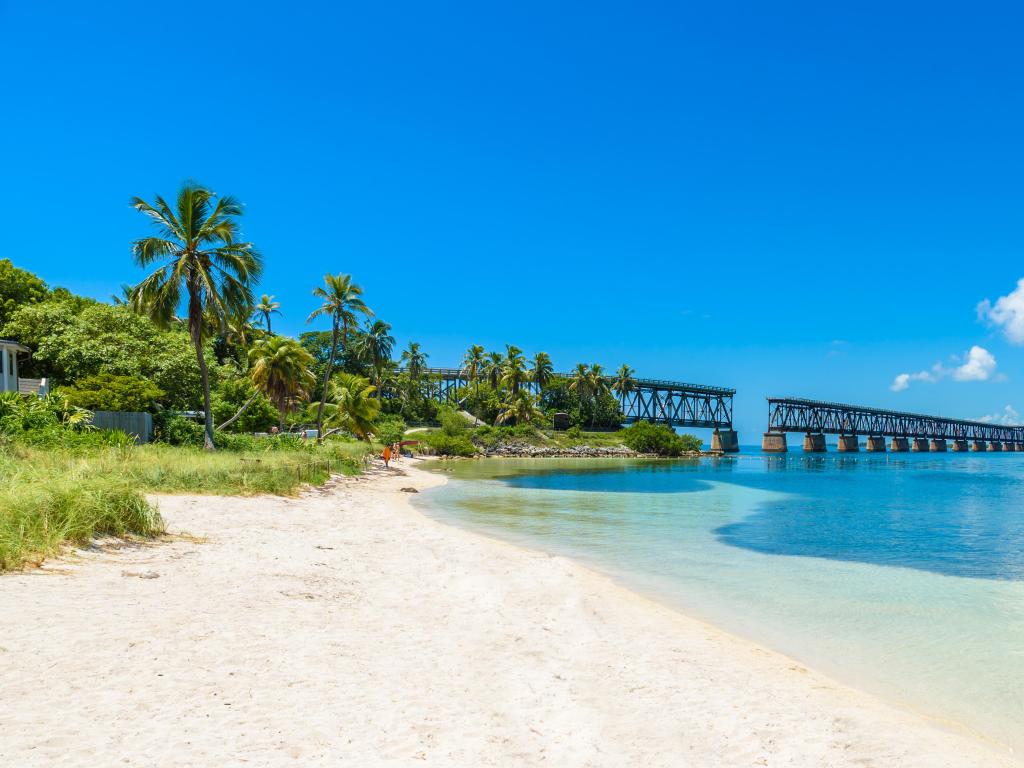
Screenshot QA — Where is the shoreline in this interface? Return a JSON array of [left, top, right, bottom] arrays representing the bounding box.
[[0, 459, 1016, 766]]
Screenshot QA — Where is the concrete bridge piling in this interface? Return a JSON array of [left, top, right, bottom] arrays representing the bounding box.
[[990, 441, 1004, 452], [711, 429, 740, 453], [930, 439, 947, 452], [890, 437, 910, 452], [971, 440, 988, 452], [837, 435, 859, 452], [951, 439, 969, 452], [865, 436, 886, 452], [762, 432, 788, 453], [802, 433, 826, 452], [911, 438, 930, 452]]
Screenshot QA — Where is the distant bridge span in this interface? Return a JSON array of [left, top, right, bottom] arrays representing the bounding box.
[[406, 367, 738, 446], [765, 397, 1024, 453]]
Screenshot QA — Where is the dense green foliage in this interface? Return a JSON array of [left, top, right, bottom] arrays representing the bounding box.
[[62, 373, 165, 413], [620, 422, 702, 456], [422, 407, 477, 456], [0, 258, 48, 326]]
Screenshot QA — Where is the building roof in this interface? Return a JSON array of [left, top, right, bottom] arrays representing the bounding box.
[[0, 339, 30, 354]]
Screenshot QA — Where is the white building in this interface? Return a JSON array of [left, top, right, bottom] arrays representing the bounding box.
[[0, 339, 47, 395]]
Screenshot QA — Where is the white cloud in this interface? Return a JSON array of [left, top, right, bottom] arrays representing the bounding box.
[[978, 279, 1024, 344], [890, 347, 998, 391], [952, 345, 997, 381], [978, 405, 1020, 425]]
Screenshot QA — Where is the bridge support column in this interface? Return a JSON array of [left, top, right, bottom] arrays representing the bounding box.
[[762, 432, 788, 453], [971, 440, 988, 452], [1016, 443, 1024, 452], [802, 433, 826, 452], [865, 436, 886, 452], [711, 429, 739, 453], [890, 437, 909, 452], [991, 441, 1004, 452], [911, 438, 929, 452], [1003, 442, 1016, 452], [951, 439, 969, 452], [930, 439, 947, 452], [837, 435, 859, 452]]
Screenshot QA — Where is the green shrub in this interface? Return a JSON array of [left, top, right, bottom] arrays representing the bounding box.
[[437, 406, 468, 436], [61, 373, 164, 412], [373, 415, 407, 445], [620, 422, 700, 456], [424, 431, 477, 457]]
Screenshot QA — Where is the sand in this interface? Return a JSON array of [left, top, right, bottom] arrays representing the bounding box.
[[0, 458, 1017, 767]]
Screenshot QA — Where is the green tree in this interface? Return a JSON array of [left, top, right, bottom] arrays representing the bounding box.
[[307, 273, 372, 439], [0, 259, 48, 326], [324, 372, 381, 440], [129, 183, 262, 450], [496, 389, 544, 425], [253, 294, 281, 334], [613, 364, 635, 402], [219, 337, 315, 430], [484, 351, 504, 389], [568, 363, 592, 410], [358, 319, 395, 395], [500, 345, 528, 394], [530, 351, 554, 389], [400, 341, 427, 378], [61, 374, 164, 412], [461, 344, 485, 391]]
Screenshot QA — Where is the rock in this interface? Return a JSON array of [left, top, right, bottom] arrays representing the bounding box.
[[399, 487, 419, 493], [122, 570, 160, 579]]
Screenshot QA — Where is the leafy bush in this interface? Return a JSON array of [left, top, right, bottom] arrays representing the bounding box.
[[438, 406, 468, 436], [620, 422, 701, 456], [423, 431, 477, 457], [373, 415, 407, 445], [471, 423, 538, 448], [61, 374, 164, 413], [210, 375, 280, 433]]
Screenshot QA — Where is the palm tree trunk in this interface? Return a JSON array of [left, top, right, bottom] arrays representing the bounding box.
[[265, 311, 272, 335], [315, 319, 340, 439], [188, 285, 215, 451], [217, 391, 260, 431]]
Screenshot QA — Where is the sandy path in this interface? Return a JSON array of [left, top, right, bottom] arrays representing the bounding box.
[[0, 460, 1016, 767]]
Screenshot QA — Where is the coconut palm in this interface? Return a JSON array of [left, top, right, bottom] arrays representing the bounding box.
[[484, 351, 504, 389], [501, 345, 529, 394], [530, 351, 554, 389], [587, 364, 610, 428], [253, 294, 281, 334], [461, 344, 485, 391], [612, 364, 636, 402], [111, 284, 135, 306], [358, 320, 395, 395], [130, 183, 262, 450], [496, 389, 544, 426], [307, 273, 372, 439], [400, 341, 428, 379], [568, 363, 592, 403], [217, 337, 316, 430], [323, 372, 381, 440]]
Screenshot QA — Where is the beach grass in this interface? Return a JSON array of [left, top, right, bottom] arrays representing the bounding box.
[[0, 439, 372, 571]]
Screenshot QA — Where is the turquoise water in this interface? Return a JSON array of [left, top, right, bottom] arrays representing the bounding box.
[[414, 454, 1024, 752]]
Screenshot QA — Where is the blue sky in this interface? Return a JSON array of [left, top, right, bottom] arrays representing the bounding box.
[[2, 2, 1024, 439]]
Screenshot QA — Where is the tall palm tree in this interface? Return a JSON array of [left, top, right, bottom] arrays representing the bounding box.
[[253, 294, 281, 334], [496, 389, 544, 426], [218, 337, 316, 430], [501, 344, 528, 394], [111, 284, 135, 306], [588, 364, 610, 428], [484, 351, 504, 389], [307, 273, 372, 439], [323, 372, 381, 441], [568, 363, 592, 402], [612, 364, 636, 403], [461, 344, 485, 391], [530, 351, 554, 389], [400, 341, 427, 378], [130, 183, 262, 450], [358, 320, 395, 396]]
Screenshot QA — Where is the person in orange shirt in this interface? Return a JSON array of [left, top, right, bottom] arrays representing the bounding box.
[[382, 444, 392, 468]]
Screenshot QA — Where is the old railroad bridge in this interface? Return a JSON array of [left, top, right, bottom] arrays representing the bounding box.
[[763, 397, 1024, 453], [415, 367, 740, 451], [409, 367, 1024, 454]]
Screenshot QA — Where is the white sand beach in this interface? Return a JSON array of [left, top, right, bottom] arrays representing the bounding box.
[[0, 459, 1017, 767]]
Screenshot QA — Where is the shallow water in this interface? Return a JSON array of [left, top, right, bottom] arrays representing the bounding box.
[[413, 453, 1024, 752]]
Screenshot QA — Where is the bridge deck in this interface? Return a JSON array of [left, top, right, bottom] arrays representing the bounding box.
[[768, 397, 1024, 443]]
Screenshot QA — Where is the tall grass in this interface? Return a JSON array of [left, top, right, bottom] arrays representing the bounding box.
[[0, 439, 373, 571]]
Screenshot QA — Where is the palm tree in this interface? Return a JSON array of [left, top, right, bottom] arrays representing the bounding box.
[[253, 294, 281, 334], [130, 183, 262, 450], [307, 273, 372, 439], [400, 341, 428, 378], [111, 284, 135, 306], [358, 320, 395, 396], [323, 372, 381, 441], [218, 336, 316, 430], [612, 364, 636, 403], [496, 389, 544, 426], [501, 345, 529, 394], [588, 364, 610, 428], [484, 351, 504, 389], [530, 351, 554, 389], [568, 363, 592, 403], [461, 345, 485, 391]]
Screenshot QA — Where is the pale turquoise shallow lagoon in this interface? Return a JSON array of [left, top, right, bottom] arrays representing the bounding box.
[[414, 455, 1024, 752]]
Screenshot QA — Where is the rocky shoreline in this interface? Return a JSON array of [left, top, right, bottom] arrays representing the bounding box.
[[474, 441, 706, 458]]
